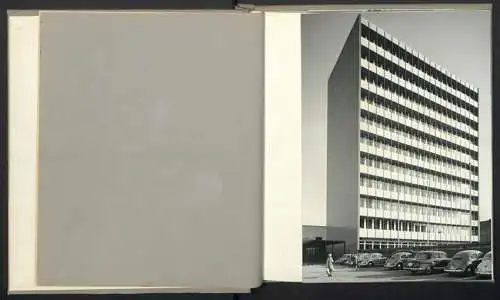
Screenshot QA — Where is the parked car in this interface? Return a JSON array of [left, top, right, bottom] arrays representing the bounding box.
[[384, 251, 415, 270], [358, 252, 387, 267], [404, 250, 451, 274], [335, 254, 354, 265], [444, 250, 483, 276], [475, 251, 492, 279]]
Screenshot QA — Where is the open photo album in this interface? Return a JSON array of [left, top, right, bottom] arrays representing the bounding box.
[[8, 3, 493, 294]]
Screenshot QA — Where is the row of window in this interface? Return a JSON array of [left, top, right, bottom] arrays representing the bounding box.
[[361, 87, 478, 144], [360, 132, 478, 175], [360, 131, 479, 179], [360, 46, 478, 116], [360, 74, 478, 134], [361, 101, 476, 152], [361, 88, 477, 144], [360, 156, 475, 191], [360, 23, 478, 100], [360, 86, 479, 141], [359, 216, 477, 235], [359, 240, 444, 250], [361, 150, 475, 186], [360, 178, 479, 207], [360, 167, 471, 197], [360, 198, 477, 220], [360, 67, 478, 128], [360, 176, 476, 202], [360, 114, 478, 162], [360, 242, 429, 250]]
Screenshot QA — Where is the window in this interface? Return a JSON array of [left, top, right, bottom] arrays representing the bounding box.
[[366, 218, 373, 228], [367, 198, 373, 208], [367, 179, 373, 188]]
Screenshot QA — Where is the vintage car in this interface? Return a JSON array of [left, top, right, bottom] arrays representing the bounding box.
[[444, 250, 483, 276], [384, 251, 415, 270], [475, 251, 492, 279], [335, 254, 354, 265], [358, 252, 387, 267], [404, 250, 451, 274]]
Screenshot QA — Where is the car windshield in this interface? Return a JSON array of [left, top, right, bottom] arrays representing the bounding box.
[[415, 252, 431, 260], [452, 252, 470, 259], [390, 253, 404, 259]]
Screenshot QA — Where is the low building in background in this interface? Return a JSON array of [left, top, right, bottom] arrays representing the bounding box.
[[480, 219, 491, 244]]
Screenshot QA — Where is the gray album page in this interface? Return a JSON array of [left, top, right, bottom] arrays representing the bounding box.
[[37, 11, 263, 289]]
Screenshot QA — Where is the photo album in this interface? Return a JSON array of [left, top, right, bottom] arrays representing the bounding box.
[[8, 3, 493, 294]]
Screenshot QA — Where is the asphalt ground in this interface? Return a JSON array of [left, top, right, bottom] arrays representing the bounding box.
[[302, 264, 491, 283]]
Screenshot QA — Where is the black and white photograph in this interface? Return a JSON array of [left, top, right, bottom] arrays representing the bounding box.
[[301, 9, 492, 283]]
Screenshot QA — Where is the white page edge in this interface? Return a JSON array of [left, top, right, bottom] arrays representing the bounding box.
[[263, 12, 303, 283]]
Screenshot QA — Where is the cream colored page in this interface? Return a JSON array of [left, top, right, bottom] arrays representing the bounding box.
[[8, 12, 40, 293], [263, 12, 303, 282]]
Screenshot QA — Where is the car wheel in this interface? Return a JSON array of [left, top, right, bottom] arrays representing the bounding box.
[[396, 263, 403, 270], [368, 262, 374, 267], [465, 266, 473, 276], [425, 266, 433, 275]]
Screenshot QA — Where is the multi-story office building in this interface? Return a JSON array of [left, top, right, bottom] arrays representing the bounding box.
[[323, 15, 479, 251]]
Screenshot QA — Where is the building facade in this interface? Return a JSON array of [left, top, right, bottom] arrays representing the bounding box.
[[322, 15, 479, 252]]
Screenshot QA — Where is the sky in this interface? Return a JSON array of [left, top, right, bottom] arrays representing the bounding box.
[[301, 10, 492, 223]]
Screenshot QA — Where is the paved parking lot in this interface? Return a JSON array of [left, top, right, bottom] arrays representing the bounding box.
[[303, 265, 487, 283]]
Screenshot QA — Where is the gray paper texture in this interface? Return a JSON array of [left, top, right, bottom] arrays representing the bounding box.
[[37, 11, 263, 289]]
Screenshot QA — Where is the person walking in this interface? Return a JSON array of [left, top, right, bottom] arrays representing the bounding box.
[[326, 253, 335, 277], [353, 253, 359, 271]]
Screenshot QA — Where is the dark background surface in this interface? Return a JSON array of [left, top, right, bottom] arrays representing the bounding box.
[[1, 0, 498, 299]]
